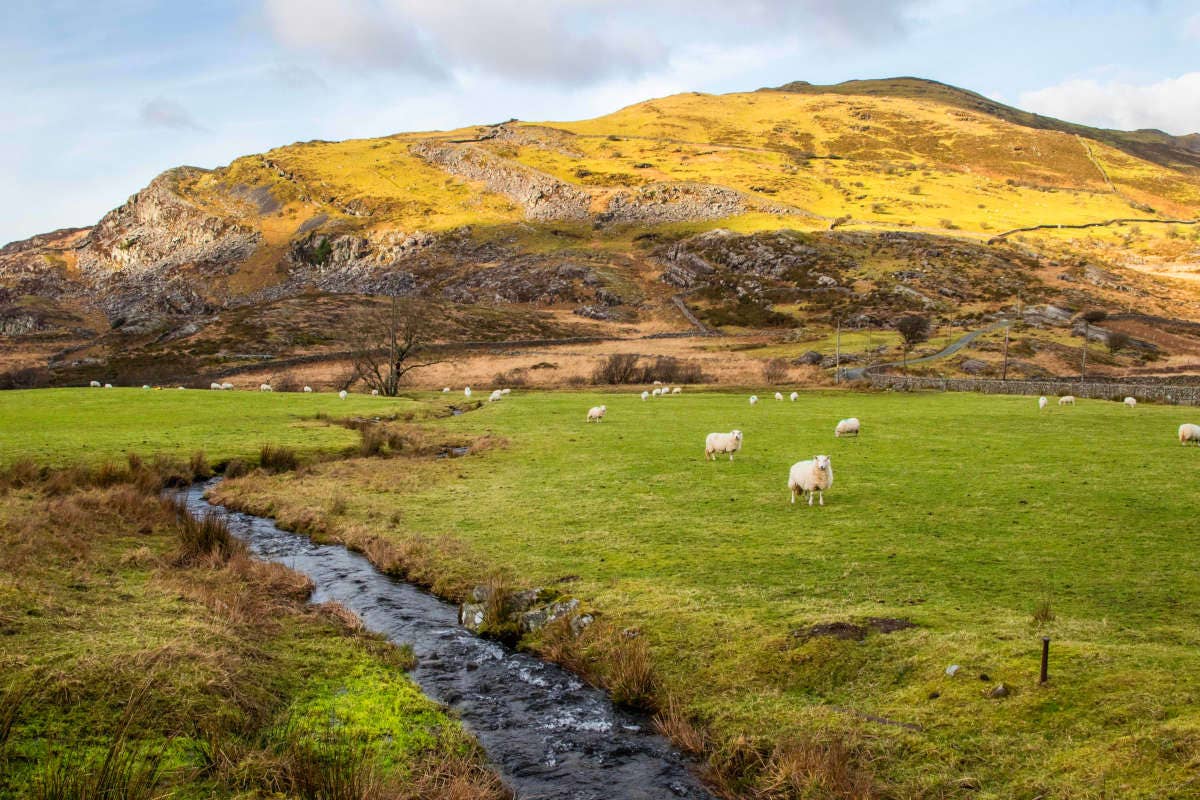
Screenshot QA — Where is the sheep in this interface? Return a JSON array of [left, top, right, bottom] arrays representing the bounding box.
[[501, 388, 511, 395], [641, 390, 650, 401], [705, 430, 743, 461], [103, 383, 113, 389], [672, 387, 681, 394], [749, 395, 758, 405], [464, 387, 472, 398], [774, 392, 784, 401], [443, 387, 451, 393], [835, 418, 860, 438], [371, 389, 379, 396], [1059, 396, 1075, 406], [789, 455, 834, 506], [210, 382, 222, 390], [141, 385, 151, 390], [652, 388, 662, 396], [259, 384, 273, 392], [790, 392, 798, 402], [489, 389, 503, 402], [1124, 396, 1137, 408], [220, 383, 233, 391], [89, 380, 101, 388], [1178, 423, 1200, 446], [1038, 396, 1048, 410], [586, 405, 607, 422], [303, 386, 313, 393], [339, 390, 348, 399]]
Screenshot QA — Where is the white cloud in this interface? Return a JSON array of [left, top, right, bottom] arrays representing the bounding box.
[[1185, 13, 1200, 40], [1019, 73, 1200, 135], [138, 97, 206, 131]]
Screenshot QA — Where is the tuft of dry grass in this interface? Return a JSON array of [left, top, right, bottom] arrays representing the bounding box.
[[754, 738, 877, 800], [259, 444, 299, 474], [165, 498, 240, 566]]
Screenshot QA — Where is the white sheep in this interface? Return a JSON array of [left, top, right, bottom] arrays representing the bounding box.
[[210, 382, 222, 390], [303, 386, 313, 393], [1038, 396, 1048, 410], [789, 455, 834, 506], [443, 387, 451, 393], [371, 389, 379, 396], [489, 389, 503, 402], [221, 383, 233, 391], [1059, 396, 1075, 406], [89, 380, 101, 388], [103, 383, 112, 389], [835, 418, 860, 438], [1178, 423, 1200, 446], [775, 392, 784, 401], [501, 388, 511, 395], [641, 390, 650, 401], [259, 383, 273, 392], [1124, 396, 1137, 408], [141, 385, 151, 390], [705, 430, 743, 461], [339, 389, 348, 399], [464, 387, 472, 398], [672, 387, 681, 394], [749, 395, 758, 406], [586, 405, 607, 422], [790, 392, 798, 402]]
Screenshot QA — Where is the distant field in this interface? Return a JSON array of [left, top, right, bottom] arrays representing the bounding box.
[[0, 388, 419, 466], [215, 389, 1200, 798]]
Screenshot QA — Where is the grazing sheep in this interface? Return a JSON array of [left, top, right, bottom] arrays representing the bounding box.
[[1059, 396, 1075, 406], [442, 387, 450, 393], [489, 389, 503, 402], [339, 390, 348, 399], [749, 395, 758, 406], [586, 405, 607, 422], [210, 382, 222, 390], [789, 455, 834, 506], [790, 392, 798, 402], [464, 387, 472, 398], [641, 391, 650, 401], [1124, 396, 1137, 408], [835, 418, 860, 438], [103, 383, 113, 389], [1179, 423, 1200, 446], [141, 385, 151, 390], [221, 383, 234, 391], [775, 392, 784, 401], [672, 387, 681, 394], [1038, 396, 1048, 410], [705, 430, 743, 461], [501, 388, 511, 395], [89, 380, 101, 388], [259, 384, 273, 392], [303, 386, 313, 393], [371, 389, 379, 396]]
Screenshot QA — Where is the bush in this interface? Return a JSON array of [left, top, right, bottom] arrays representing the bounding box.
[[592, 354, 705, 385], [166, 499, 237, 566], [592, 354, 641, 385], [272, 374, 302, 393], [259, 444, 299, 474], [762, 358, 790, 384], [0, 367, 51, 390], [223, 459, 250, 479]]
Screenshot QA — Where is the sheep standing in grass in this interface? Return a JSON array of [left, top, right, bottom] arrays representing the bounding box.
[[489, 389, 503, 402], [641, 390, 650, 401], [835, 418, 860, 438], [1059, 396, 1075, 406], [1179, 423, 1200, 446], [443, 387, 450, 393], [501, 388, 511, 395], [464, 387, 472, 398], [672, 387, 681, 394], [1038, 396, 1048, 410], [749, 395, 758, 406], [104, 383, 113, 389], [790, 392, 798, 402], [586, 405, 607, 422], [371, 389, 379, 396], [259, 384, 273, 392], [142, 385, 151, 390], [652, 388, 662, 397], [662, 386, 672, 395], [89, 380, 101, 388], [304, 386, 313, 393], [1124, 396, 1137, 408], [339, 390, 348, 400], [705, 430, 743, 461], [221, 383, 234, 391], [775, 392, 784, 401], [789, 455, 834, 506], [210, 382, 222, 390]]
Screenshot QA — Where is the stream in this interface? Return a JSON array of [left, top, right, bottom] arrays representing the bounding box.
[[179, 481, 715, 800]]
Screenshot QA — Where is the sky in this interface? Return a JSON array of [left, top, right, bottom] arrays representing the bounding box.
[[1, 0, 1198, 245]]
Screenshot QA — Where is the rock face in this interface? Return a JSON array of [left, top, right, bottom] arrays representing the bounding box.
[[599, 182, 761, 226], [410, 141, 591, 221]]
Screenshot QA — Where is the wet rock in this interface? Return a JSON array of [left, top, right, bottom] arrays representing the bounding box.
[[945, 664, 961, 677], [959, 358, 989, 374], [573, 305, 611, 320], [520, 598, 581, 633], [986, 683, 1011, 699], [795, 350, 823, 365]]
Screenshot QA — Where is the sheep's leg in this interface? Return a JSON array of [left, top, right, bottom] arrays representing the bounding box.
[[818, 490, 824, 506], [790, 487, 795, 504], [729, 453, 734, 461], [807, 491, 814, 506]]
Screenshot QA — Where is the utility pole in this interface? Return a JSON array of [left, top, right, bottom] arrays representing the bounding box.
[[835, 318, 841, 384], [1001, 323, 1010, 381], [1081, 320, 1088, 379]]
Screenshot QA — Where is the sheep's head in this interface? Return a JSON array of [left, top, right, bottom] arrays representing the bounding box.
[[732, 430, 743, 442], [600, 405, 607, 411], [814, 455, 831, 471]]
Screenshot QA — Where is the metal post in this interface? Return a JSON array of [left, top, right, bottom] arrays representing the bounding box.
[[1040, 637, 1050, 683]]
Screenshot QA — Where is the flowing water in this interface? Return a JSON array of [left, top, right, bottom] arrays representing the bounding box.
[[180, 481, 715, 800]]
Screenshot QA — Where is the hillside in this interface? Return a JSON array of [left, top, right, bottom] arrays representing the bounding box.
[[2, 77, 1199, 387]]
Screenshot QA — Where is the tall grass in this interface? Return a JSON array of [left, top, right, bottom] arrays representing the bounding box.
[[259, 444, 299, 474], [165, 498, 238, 566]]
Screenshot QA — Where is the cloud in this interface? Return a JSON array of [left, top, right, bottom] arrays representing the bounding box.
[[257, 0, 929, 86], [269, 64, 329, 91], [1185, 13, 1200, 40], [1019, 73, 1200, 135], [138, 97, 206, 131]]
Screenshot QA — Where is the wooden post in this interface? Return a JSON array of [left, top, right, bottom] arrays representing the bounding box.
[[835, 319, 841, 384], [1081, 322, 1088, 378], [1001, 324, 1010, 381], [1040, 637, 1050, 683]]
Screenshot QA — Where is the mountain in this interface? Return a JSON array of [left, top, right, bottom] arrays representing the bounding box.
[[2, 77, 1198, 386]]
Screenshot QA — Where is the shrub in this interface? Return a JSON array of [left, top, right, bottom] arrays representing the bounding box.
[[762, 358, 790, 384], [272, 373, 302, 393], [592, 353, 641, 385], [167, 500, 237, 566], [223, 459, 250, 479], [259, 444, 299, 474], [1107, 331, 1132, 354], [358, 426, 386, 457], [189, 451, 212, 480]]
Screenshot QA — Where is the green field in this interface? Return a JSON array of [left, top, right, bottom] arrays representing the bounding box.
[[0, 388, 419, 466], [210, 389, 1200, 798]]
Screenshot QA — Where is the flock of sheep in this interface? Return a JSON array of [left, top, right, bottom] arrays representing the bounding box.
[[1038, 393, 1198, 444]]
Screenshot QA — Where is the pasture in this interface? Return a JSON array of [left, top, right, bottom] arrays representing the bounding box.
[[213, 388, 1200, 797]]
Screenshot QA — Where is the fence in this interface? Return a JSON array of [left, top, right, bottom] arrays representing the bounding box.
[[865, 374, 1200, 406]]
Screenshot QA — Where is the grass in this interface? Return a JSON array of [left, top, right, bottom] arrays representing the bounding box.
[[0, 388, 417, 467], [210, 389, 1200, 798], [0, 474, 506, 799]]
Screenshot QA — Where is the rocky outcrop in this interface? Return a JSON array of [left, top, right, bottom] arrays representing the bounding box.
[[410, 141, 591, 221], [599, 182, 783, 226]]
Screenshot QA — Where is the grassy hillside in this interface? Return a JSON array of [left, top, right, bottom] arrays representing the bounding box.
[[208, 389, 1200, 798]]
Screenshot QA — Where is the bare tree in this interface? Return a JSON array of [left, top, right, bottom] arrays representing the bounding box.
[[1107, 330, 1131, 355], [347, 295, 443, 396], [895, 315, 931, 373]]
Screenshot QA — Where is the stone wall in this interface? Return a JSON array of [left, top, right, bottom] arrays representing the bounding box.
[[866, 374, 1200, 405]]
